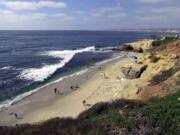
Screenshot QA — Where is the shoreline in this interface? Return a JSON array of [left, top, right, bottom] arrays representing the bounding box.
[[0, 53, 125, 112], [0, 68, 89, 112], [0, 53, 126, 126]]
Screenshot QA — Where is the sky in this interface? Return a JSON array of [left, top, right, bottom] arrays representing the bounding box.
[[0, 0, 180, 30]]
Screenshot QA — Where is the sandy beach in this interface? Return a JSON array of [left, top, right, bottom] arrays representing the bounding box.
[[0, 54, 136, 126]]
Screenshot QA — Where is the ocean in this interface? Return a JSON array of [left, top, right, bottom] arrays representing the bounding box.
[[0, 30, 175, 110]]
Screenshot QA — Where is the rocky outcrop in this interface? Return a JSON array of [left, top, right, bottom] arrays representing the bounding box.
[[112, 44, 144, 53], [111, 45, 134, 51], [121, 64, 148, 79]]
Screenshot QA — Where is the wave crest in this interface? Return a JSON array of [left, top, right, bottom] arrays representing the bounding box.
[[19, 46, 95, 82]]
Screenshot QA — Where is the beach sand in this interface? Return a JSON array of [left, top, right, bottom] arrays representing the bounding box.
[[0, 55, 140, 126]]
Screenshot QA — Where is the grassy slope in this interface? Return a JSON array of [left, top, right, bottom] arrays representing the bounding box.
[[0, 91, 179, 135]]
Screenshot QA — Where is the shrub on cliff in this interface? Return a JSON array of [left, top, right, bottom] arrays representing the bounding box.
[[0, 91, 180, 135], [152, 36, 178, 47], [149, 68, 176, 85]]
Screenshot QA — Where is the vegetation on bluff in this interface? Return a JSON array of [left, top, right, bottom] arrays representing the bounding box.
[[152, 36, 178, 47], [0, 90, 180, 135]]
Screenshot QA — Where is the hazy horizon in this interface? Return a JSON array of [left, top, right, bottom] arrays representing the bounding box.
[[0, 28, 180, 31]]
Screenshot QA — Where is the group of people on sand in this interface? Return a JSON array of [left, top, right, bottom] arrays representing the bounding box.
[[53, 83, 80, 95], [9, 112, 22, 120], [53, 65, 105, 108], [70, 84, 79, 90], [54, 88, 63, 95]]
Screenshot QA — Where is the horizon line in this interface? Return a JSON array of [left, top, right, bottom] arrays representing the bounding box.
[[0, 28, 180, 31]]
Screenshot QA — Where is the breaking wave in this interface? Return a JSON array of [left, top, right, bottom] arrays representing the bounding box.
[[19, 46, 95, 82]]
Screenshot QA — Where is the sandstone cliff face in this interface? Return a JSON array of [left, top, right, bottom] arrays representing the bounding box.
[[121, 64, 147, 79], [136, 40, 180, 100], [129, 39, 154, 50]]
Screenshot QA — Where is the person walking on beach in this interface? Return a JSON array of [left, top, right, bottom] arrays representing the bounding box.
[[54, 88, 57, 94], [14, 113, 18, 119], [82, 100, 86, 106]]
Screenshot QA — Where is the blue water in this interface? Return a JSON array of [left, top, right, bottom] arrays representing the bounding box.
[[0, 30, 175, 108]]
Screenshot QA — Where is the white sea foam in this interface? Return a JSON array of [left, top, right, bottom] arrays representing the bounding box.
[[97, 46, 114, 51], [0, 66, 13, 70], [0, 66, 21, 71], [0, 68, 88, 111], [18, 46, 95, 82]]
